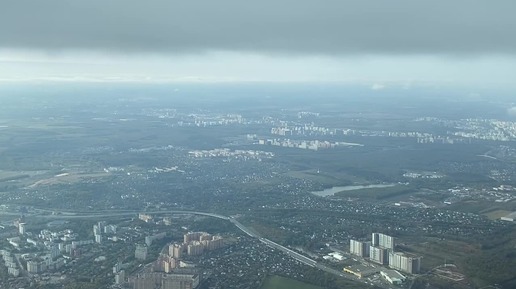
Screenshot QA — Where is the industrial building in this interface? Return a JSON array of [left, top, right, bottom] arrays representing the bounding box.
[[343, 264, 379, 278], [380, 269, 406, 284], [328, 252, 345, 261], [501, 211, 516, 222]]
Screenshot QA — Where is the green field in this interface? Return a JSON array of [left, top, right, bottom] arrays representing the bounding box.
[[483, 209, 512, 220], [333, 184, 413, 200], [261, 275, 325, 289]]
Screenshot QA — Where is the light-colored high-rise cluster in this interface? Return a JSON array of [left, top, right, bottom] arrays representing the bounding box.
[[349, 233, 421, 274], [388, 251, 421, 274], [349, 240, 370, 257], [154, 232, 224, 274], [183, 232, 224, 255]]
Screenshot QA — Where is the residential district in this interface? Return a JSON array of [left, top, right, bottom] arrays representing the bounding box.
[[0, 204, 435, 289], [1, 212, 227, 289], [346, 233, 421, 285]]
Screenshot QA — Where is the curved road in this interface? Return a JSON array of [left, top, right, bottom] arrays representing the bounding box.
[[0, 208, 377, 287]]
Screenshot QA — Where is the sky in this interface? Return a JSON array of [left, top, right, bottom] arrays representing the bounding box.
[[1, 0, 516, 87]]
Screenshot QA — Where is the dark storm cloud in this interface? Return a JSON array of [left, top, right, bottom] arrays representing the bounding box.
[[1, 0, 516, 55]]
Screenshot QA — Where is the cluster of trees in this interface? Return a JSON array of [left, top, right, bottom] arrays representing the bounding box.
[[0, 263, 9, 287]]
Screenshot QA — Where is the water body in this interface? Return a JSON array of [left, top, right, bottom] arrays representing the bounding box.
[[311, 184, 396, 197]]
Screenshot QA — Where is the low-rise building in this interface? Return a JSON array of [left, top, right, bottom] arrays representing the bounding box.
[[343, 264, 379, 279], [8, 267, 20, 277], [381, 269, 406, 284], [145, 232, 166, 246], [139, 213, 153, 223], [501, 211, 516, 222]]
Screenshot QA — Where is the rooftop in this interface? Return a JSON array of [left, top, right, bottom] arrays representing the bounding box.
[[344, 264, 379, 277], [381, 269, 405, 280]]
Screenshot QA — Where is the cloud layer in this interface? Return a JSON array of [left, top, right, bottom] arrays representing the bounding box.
[[508, 107, 516, 117], [1, 0, 516, 55]]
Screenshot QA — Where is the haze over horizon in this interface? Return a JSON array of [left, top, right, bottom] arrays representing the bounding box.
[[1, 0, 516, 87]]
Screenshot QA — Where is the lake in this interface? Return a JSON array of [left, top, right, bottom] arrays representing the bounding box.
[[310, 184, 396, 197]]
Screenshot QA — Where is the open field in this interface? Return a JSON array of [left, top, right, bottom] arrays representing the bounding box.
[[246, 221, 288, 243], [261, 275, 324, 289], [334, 184, 413, 200], [484, 209, 513, 220], [286, 169, 368, 186], [402, 239, 479, 272], [0, 170, 38, 182], [448, 200, 516, 216], [28, 171, 111, 188], [286, 170, 344, 185]]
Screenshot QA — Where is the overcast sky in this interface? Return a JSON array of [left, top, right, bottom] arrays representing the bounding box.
[[1, 0, 516, 86]]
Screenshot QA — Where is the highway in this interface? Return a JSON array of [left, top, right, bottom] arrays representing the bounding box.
[[226, 216, 363, 282], [0, 208, 377, 287], [0, 209, 230, 220]]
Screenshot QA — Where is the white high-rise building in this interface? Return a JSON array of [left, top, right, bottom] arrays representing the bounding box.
[[388, 252, 421, 274], [169, 243, 183, 258], [370, 246, 389, 265], [349, 240, 371, 257], [372, 233, 394, 250], [93, 224, 101, 236], [27, 260, 39, 274], [115, 270, 125, 284], [18, 223, 26, 235], [113, 261, 121, 273], [50, 245, 60, 260], [104, 224, 117, 234], [8, 267, 20, 277]]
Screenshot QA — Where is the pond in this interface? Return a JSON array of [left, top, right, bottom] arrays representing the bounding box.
[[310, 184, 396, 197]]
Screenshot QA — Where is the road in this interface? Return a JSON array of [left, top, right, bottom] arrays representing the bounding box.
[[227, 216, 365, 283], [0, 208, 379, 287]]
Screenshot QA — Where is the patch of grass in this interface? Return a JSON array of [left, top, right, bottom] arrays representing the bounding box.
[[403, 239, 479, 272], [334, 184, 413, 200], [246, 221, 288, 242], [286, 170, 342, 185], [0, 170, 33, 181], [261, 275, 324, 289], [484, 209, 512, 220], [447, 201, 506, 215]]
